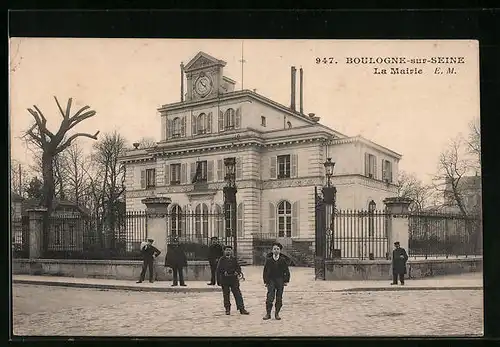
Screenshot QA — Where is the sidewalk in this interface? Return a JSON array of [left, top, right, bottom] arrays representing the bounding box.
[[13, 266, 483, 293]]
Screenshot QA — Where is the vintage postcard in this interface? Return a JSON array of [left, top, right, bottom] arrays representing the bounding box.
[[10, 38, 482, 337]]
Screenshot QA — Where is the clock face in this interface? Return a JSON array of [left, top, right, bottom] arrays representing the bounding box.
[[195, 75, 212, 97]]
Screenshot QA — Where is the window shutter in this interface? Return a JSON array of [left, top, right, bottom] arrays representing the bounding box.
[[207, 160, 214, 182], [164, 164, 170, 186], [373, 157, 378, 179], [364, 153, 370, 176], [207, 112, 212, 133], [236, 157, 243, 180], [381, 159, 386, 180], [235, 107, 242, 129], [190, 162, 196, 182], [218, 110, 224, 132], [140, 170, 146, 189], [191, 114, 197, 136], [270, 156, 277, 179], [291, 154, 298, 178], [181, 117, 187, 137], [268, 202, 276, 236], [292, 201, 300, 237], [167, 119, 172, 139], [388, 161, 393, 183], [217, 159, 223, 181], [181, 163, 187, 184], [161, 116, 166, 141], [237, 202, 244, 237]]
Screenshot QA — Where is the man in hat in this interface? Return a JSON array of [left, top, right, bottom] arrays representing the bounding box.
[[216, 245, 250, 315], [137, 238, 161, 283], [165, 237, 188, 286], [391, 241, 409, 285], [262, 242, 290, 321], [207, 236, 224, 285]]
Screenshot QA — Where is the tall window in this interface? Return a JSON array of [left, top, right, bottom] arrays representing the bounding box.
[[277, 155, 291, 179], [172, 117, 181, 137], [171, 205, 182, 237], [365, 153, 376, 178], [277, 200, 292, 237], [195, 161, 208, 183], [170, 164, 181, 185], [195, 203, 209, 238], [214, 204, 224, 239], [146, 168, 156, 188], [225, 108, 235, 129], [382, 159, 393, 183], [197, 113, 207, 134]]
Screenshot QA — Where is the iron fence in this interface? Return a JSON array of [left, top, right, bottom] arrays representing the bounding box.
[[42, 211, 147, 260], [408, 212, 482, 259], [12, 216, 29, 258], [325, 209, 389, 260]]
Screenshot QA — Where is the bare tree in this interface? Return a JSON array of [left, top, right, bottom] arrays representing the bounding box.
[[396, 171, 433, 212], [22, 97, 99, 213], [137, 137, 157, 149], [433, 136, 473, 216], [10, 159, 32, 197], [60, 142, 91, 205], [466, 117, 481, 172]]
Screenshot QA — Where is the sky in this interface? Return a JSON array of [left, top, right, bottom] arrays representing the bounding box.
[[9, 38, 479, 183]]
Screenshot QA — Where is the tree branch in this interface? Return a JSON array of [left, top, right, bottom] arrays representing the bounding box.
[[54, 96, 67, 119], [55, 131, 100, 155]]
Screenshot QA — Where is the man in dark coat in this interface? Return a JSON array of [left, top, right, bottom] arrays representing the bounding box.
[[262, 242, 291, 320], [165, 237, 188, 286], [216, 246, 250, 315], [137, 238, 161, 283], [207, 236, 224, 285], [391, 241, 409, 285]]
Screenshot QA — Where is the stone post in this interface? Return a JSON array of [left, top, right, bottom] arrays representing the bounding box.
[[383, 197, 412, 258], [27, 208, 48, 259], [141, 197, 172, 275]]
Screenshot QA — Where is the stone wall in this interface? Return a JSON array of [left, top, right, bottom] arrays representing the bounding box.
[[324, 257, 482, 281], [13, 259, 212, 282]]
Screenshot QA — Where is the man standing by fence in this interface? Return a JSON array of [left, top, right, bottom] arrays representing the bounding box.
[[137, 239, 161, 283], [207, 237, 224, 286], [262, 242, 290, 321], [165, 237, 188, 287], [391, 241, 408, 285]]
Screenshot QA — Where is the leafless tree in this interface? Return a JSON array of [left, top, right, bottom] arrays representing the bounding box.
[[396, 171, 433, 212], [59, 142, 91, 205], [137, 137, 157, 149], [22, 97, 99, 213], [466, 117, 481, 172], [10, 159, 32, 197]]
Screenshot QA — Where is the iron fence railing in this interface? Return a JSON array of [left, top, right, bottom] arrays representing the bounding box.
[[408, 212, 482, 259], [325, 209, 389, 260], [12, 216, 29, 258]]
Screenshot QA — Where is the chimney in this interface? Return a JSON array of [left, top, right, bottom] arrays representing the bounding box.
[[180, 62, 185, 102], [290, 66, 296, 111], [299, 67, 304, 114]]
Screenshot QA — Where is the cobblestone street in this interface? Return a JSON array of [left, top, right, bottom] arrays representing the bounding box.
[[13, 283, 483, 337]]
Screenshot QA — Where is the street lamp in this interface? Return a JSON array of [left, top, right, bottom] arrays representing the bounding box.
[[322, 158, 338, 259], [223, 157, 238, 257]]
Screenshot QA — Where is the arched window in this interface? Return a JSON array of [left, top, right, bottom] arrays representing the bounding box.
[[172, 117, 181, 137], [287, 121, 292, 129], [225, 108, 235, 129], [171, 205, 183, 237], [195, 203, 209, 238], [213, 204, 224, 239], [277, 200, 292, 237], [197, 113, 207, 134]]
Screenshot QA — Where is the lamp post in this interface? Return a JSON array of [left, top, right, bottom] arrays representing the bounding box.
[[322, 158, 337, 258], [223, 157, 238, 257]]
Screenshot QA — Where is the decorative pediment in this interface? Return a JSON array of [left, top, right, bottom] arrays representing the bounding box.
[[184, 52, 226, 72]]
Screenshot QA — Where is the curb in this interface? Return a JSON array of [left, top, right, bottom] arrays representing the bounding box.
[[13, 280, 221, 293], [337, 286, 483, 292]]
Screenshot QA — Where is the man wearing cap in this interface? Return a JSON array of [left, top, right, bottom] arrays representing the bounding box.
[[391, 241, 409, 285], [165, 237, 188, 286], [207, 236, 224, 285], [137, 238, 161, 283], [216, 245, 250, 315], [262, 242, 290, 321]]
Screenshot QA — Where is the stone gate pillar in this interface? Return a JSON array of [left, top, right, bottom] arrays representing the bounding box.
[[27, 208, 48, 259], [141, 197, 172, 266], [383, 197, 412, 259]]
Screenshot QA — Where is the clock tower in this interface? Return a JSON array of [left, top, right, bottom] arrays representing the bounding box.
[[183, 52, 228, 102]]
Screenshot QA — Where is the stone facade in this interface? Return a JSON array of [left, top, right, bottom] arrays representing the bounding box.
[[119, 51, 402, 263]]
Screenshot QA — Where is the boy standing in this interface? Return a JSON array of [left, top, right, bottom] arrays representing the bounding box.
[[216, 246, 250, 315], [262, 242, 290, 320]]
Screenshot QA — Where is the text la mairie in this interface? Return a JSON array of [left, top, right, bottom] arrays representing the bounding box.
[[119, 51, 402, 262]]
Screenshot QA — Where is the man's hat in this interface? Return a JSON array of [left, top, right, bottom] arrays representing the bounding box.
[[211, 236, 218, 240], [272, 242, 283, 250], [147, 238, 154, 243], [394, 241, 400, 245], [223, 245, 233, 250]]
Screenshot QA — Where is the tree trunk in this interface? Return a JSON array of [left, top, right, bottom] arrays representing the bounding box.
[[42, 151, 55, 214]]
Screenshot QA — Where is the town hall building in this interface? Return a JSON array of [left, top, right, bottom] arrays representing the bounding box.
[[119, 51, 402, 263]]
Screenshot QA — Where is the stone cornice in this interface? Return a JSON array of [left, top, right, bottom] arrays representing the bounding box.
[[332, 136, 402, 159]]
